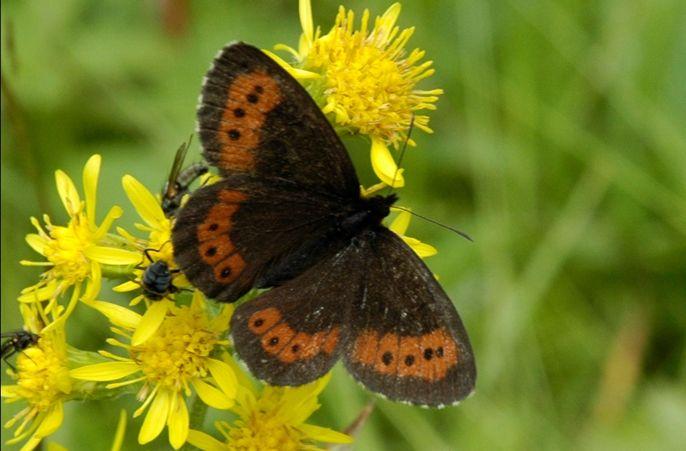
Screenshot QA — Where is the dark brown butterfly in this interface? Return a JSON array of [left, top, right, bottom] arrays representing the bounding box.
[[172, 42, 476, 406]]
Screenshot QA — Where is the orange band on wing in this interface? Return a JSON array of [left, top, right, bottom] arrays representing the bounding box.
[[197, 189, 248, 285], [217, 71, 282, 172], [351, 328, 459, 382], [248, 308, 340, 363]]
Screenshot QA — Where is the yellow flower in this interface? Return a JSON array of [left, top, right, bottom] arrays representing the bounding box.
[[187, 373, 352, 451], [114, 175, 189, 305], [70, 291, 237, 449], [19, 155, 140, 328], [389, 208, 437, 258], [273, 1, 443, 187], [120, 175, 174, 264], [1, 322, 71, 451]]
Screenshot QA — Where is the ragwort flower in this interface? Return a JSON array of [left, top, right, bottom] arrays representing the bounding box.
[[1, 320, 71, 451], [19, 155, 140, 327], [272, 1, 443, 187], [114, 175, 188, 306], [70, 291, 237, 449], [187, 373, 352, 451]]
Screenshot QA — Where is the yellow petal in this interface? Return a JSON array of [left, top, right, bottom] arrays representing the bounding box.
[[19, 437, 43, 451], [139, 390, 172, 445], [85, 246, 140, 265], [190, 289, 205, 311], [206, 358, 237, 399], [88, 300, 142, 329], [94, 205, 124, 239], [389, 209, 411, 236], [262, 50, 320, 79], [222, 352, 255, 394], [111, 409, 127, 451], [370, 137, 404, 187], [55, 169, 81, 216], [380, 3, 402, 32], [82, 261, 102, 302], [167, 394, 189, 449], [113, 280, 141, 292], [35, 401, 64, 438], [122, 175, 165, 228], [70, 362, 139, 381], [299, 0, 314, 44], [298, 424, 353, 444], [191, 379, 233, 410], [402, 236, 438, 258], [42, 283, 80, 332], [17, 282, 57, 303], [131, 301, 169, 346], [25, 234, 48, 255], [83, 154, 102, 224], [186, 430, 225, 451]]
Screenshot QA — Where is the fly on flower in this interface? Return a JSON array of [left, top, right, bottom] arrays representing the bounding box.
[[1, 322, 72, 451], [137, 247, 182, 301], [161, 137, 209, 217], [1, 330, 40, 370], [114, 175, 192, 307]]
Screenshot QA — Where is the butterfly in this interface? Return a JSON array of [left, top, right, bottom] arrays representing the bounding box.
[[172, 42, 476, 407]]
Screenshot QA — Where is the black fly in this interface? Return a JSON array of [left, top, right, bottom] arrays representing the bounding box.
[[139, 248, 181, 301], [162, 137, 208, 217], [1, 330, 39, 370]]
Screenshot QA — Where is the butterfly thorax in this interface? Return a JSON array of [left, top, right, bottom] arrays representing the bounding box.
[[338, 194, 398, 236]]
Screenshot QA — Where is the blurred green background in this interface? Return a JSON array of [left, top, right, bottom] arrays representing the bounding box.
[[2, 0, 685, 450]]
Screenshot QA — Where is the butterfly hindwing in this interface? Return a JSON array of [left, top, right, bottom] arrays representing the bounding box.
[[344, 228, 476, 407], [231, 243, 364, 385], [172, 174, 348, 302], [198, 42, 359, 198]]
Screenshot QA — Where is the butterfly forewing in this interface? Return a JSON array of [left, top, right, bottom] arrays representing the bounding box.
[[197, 42, 359, 199], [172, 174, 348, 302]]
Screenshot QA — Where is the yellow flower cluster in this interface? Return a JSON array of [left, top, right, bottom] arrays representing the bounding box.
[[272, 0, 443, 189], [3, 156, 351, 450], [3, 2, 444, 449]]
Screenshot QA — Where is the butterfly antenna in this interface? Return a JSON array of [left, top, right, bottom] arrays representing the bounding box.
[[388, 114, 415, 193], [393, 206, 474, 242]]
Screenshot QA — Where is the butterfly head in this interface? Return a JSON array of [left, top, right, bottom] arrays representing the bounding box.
[[364, 193, 398, 222], [340, 194, 398, 236]]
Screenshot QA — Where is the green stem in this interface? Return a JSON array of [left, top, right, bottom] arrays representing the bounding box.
[[101, 264, 138, 281]]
